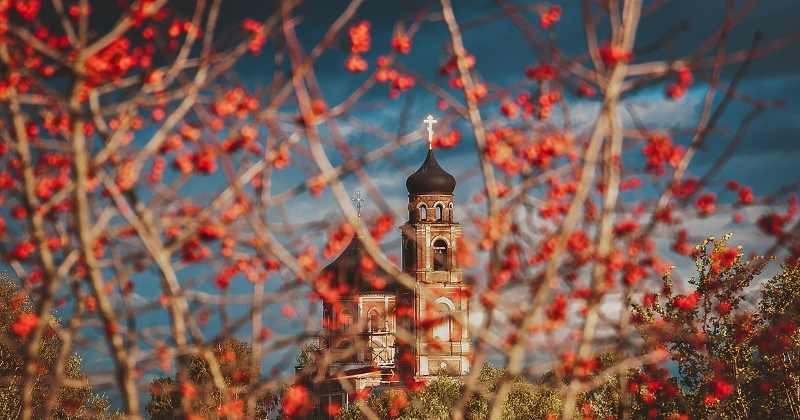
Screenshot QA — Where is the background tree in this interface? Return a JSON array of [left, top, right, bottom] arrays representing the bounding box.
[[0, 272, 117, 419], [629, 237, 800, 419], [339, 364, 562, 419], [146, 337, 278, 419]]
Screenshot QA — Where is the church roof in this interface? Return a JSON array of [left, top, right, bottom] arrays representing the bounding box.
[[405, 149, 456, 195], [323, 237, 399, 294]]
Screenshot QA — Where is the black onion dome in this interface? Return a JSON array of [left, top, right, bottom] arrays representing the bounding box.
[[405, 149, 456, 195], [323, 238, 398, 293]]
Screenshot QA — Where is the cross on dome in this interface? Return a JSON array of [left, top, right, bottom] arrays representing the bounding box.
[[351, 190, 365, 217], [423, 114, 437, 150], [406, 114, 456, 195]]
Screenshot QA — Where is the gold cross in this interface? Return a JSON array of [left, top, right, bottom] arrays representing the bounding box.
[[423, 114, 438, 150], [351, 190, 365, 217]]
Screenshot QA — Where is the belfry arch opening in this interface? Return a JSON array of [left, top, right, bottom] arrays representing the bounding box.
[[435, 203, 444, 221], [432, 238, 449, 271]]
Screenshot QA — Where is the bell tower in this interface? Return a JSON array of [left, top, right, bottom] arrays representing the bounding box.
[[309, 116, 472, 418], [399, 116, 471, 378]]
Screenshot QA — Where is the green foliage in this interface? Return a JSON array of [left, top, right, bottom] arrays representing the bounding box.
[[502, 378, 562, 420], [0, 273, 118, 419], [338, 364, 563, 420], [296, 341, 322, 369], [399, 376, 462, 419], [145, 337, 278, 419], [574, 354, 623, 419]]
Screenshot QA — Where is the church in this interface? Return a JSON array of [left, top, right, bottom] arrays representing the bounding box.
[[304, 116, 472, 417]]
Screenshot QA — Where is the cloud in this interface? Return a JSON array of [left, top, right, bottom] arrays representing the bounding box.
[[560, 86, 705, 137]]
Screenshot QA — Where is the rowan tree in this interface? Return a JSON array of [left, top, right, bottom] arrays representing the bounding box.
[[630, 238, 800, 419], [0, 0, 796, 418]]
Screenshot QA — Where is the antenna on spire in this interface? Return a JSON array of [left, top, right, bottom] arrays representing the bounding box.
[[351, 190, 365, 217], [423, 114, 438, 150]]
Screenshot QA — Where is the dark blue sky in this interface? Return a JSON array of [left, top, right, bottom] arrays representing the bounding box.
[[219, 0, 800, 199]]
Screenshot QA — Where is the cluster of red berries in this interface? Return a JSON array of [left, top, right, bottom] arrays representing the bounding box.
[[345, 21, 371, 73], [642, 133, 684, 176], [374, 56, 415, 99], [666, 66, 693, 100], [539, 5, 562, 29], [431, 130, 461, 149], [525, 63, 556, 81], [242, 19, 266, 54], [599, 44, 633, 66]]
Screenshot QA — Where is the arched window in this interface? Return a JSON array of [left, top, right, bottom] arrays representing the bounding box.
[[419, 204, 427, 221], [448, 202, 454, 219], [432, 301, 453, 342], [367, 308, 381, 333], [339, 307, 353, 329], [435, 204, 443, 221], [432, 238, 449, 271]]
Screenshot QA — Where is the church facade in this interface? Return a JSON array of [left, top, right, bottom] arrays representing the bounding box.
[[305, 129, 471, 417]]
